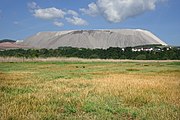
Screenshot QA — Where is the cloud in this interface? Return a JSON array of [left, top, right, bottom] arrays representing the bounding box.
[[80, 2, 99, 16], [28, 1, 40, 12], [53, 21, 64, 27], [80, 0, 165, 23], [66, 16, 88, 26], [28, 2, 88, 26], [33, 7, 66, 20], [28, 2, 65, 20], [67, 10, 79, 16]]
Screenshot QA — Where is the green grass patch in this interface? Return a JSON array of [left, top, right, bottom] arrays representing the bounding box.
[[0, 86, 36, 95]]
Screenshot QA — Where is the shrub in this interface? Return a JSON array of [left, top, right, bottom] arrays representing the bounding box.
[[136, 54, 146, 60]]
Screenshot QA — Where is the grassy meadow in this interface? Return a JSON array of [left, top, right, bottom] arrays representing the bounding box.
[[0, 61, 180, 120]]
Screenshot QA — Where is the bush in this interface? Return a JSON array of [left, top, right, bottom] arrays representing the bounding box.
[[136, 54, 146, 60], [89, 54, 99, 59]]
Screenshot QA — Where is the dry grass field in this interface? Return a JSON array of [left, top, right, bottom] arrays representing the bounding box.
[[0, 61, 180, 120]]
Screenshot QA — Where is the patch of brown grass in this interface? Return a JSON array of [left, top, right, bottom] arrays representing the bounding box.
[[93, 73, 180, 107]]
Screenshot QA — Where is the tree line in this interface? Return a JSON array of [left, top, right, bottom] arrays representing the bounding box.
[[0, 47, 180, 60]]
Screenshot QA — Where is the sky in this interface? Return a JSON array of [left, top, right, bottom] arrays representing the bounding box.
[[0, 0, 179, 46]]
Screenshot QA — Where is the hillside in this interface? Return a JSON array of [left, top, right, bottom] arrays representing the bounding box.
[[23, 29, 167, 49], [0, 39, 16, 43]]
